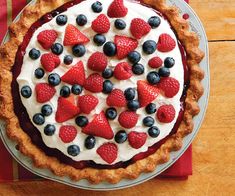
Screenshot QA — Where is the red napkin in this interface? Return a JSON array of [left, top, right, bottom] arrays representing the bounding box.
[[0, 0, 191, 182]]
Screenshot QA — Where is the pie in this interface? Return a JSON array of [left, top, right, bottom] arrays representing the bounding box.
[[0, 0, 204, 184]]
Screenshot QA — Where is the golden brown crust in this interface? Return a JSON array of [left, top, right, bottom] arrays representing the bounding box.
[[0, 0, 204, 184]]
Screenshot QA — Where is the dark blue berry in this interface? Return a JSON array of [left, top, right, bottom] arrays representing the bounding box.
[[60, 86, 71, 98], [147, 71, 160, 84], [71, 84, 83, 95], [21, 86, 32, 98], [76, 14, 87, 26], [48, 73, 61, 86], [84, 136, 96, 149], [143, 116, 155, 127], [148, 126, 160, 138], [158, 67, 170, 77], [124, 88, 136, 100], [105, 107, 117, 120], [103, 41, 117, 57], [33, 113, 45, 125], [102, 80, 113, 94], [164, 57, 175, 68], [44, 124, 56, 136], [143, 40, 157, 54], [29, 48, 40, 59], [72, 44, 86, 57], [41, 104, 53, 116], [127, 51, 141, 64], [93, 34, 106, 46], [115, 130, 127, 144], [63, 55, 73, 65], [114, 19, 126, 30], [102, 68, 113, 79], [145, 103, 157, 114], [51, 43, 63, 55], [75, 116, 88, 127], [34, 68, 45, 79], [91, 1, 102, 13], [127, 100, 140, 111], [148, 16, 161, 29], [132, 63, 145, 75], [56, 15, 68, 26], [67, 145, 80, 156]]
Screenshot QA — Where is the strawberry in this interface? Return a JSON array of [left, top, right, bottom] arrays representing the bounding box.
[[157, 77, 180, 98], [37, 30, 57, 50], [137, 80, 159, 107], [61, 61, 85, 86], [35, 83, 56, 103], [40, 53, 61, 72], [130, 18, 151, 39], [87, 52, 108, 72], [106, 89, 126, 107], [96, 143, 118, 164], [128, 131, 147, 149], [82, 111, 114, 139], [118, 111, 138, 129], [55, 97, 80, 123], [157, 33, 176, 52], [114, 35, 138, 59], [59, 125, 77, 143], [148, 56, 163, 68], [113, 62, 132, 80], [156, 104, 175, 123], [78, 95, 98, 114], [63, 24, 89, 46], [84, 73, 103, 93], [107, 0, 128, 18], [91, 14, 110, 34]]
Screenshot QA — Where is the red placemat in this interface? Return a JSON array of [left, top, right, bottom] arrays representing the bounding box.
[[0, 0, 191, 182]]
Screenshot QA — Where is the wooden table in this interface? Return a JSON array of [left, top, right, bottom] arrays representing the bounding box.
[[1, 0, 235, 195]]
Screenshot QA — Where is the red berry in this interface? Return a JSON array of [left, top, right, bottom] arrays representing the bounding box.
[[118, 111, 138, 129], [107, 0, 128, 18], [157, 77, 180, 98], [148, 56, 163, 68], [106, 89, 126, 107], [59, 125, 77, 143], [78, 95, 98, 114], [97, 143, 118, 164], [35, 83, 56, 103], [84, 73, 104, 93], [157, 33, 176, 52], [130, 18, 151, 39], [37, 30, 57, 50], [91, 14, 110, 34], [87, 52, 108, 72], [40, 53, 61, 72], [113, 62, 132, 80], [128, 131, 147, 149], [157, 104, 176, 123]]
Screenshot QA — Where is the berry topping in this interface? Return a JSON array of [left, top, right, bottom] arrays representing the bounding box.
[[48, 73, 61, 86], [76, 14, 87, 26], [82, 111, 114, 139], [67, 145, 80, 156], [157, 77, 180, 98], [145, 103, 157, 114], [103, 41, 117, 56], [106, 89, 126, 107], [29, 48, 40, 60], [56, 15, 68, 26], [148, 56, 163, 68], [21, 86, 32, 98], [114, 19, 126, 30], [105, 107, 117, 120], [147, 71, 160, 85], [132, 63, 145, 75], [113, 62, 132, 80], [158, 67, 170, 77], [148, 126, 160, 138], [107, 0, 128, 18], [63, 55, 73, 65], [72, 44, 86, 57], [84, 73, 104, 93], [143, 116, 155, 127], [124, 88, 136, 101], [91, 14, 110, 34], [51, 43, 63, 55], [60, 86, 71, 98], [102, 68, 113, 79], [33, 113, 45, 125], [115, 130, 127, 144], [93, 34, 106, 46], [71, 84, 83, 95], [59, 125, 77, 143], [78, 95, 98, 114], [34, 68, 45, 79], [127, 100, 140, 111], [91, 1, 103, 13], [164, 57, 175, 68], [44, 124, 56, 136], [118, 111, 138, 129], [148, 16, 161, 29], [128, 51, 141, 64], [87, 52, 108, 72], [157, 104, 176, 123], [85, 136, 96, 149], [97, 143, 118, 164], [143, 40, 157, 54], [35, 83, 56, 103], [157, 33, 176, 52], [102, 80, 114, 94], [130, 18, 151, 39], [75, 116, 89, 127], [40, 53, 60, 72], [41, 104, 53, 116], [37, 30, 57, 50], [128, 131, 147, 149]]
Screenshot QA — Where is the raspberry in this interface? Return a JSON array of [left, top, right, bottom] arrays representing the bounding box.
[[118, 111, 138, 129], [97, 143, 118, 164], [106, 89, 126, 107], [87, 52, 108, 72], [84, 73, 104, 93], [40, 53, 60, 72], [35, 83, 56, 103], [107, 0, 128, 18], [113, 62, 132, 80], [130, 18, 151, 39], [91, 14, 110, 34], [157, 104, 176, 123], [148, 56, 163, 68], [157, 77, 180, 98], [59, 126, 77, 143], [37, 30, 57, 50], [128, 131, 147, 149], [157, 33, 176, 52], [78, 95, 98, 114]]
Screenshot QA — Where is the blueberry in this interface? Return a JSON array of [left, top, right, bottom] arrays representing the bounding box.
[[29, 48, 40, 60], [76, 14, 87, 26], [115, 130, 127, 144], [21, 86, 32, 98], [63, 55, 73, 65], [71, 84, 83, 95], [72, 44, 86, 57], [56, 15, 68, 26], [114, 19, 126, 30], [124, 88, 136, 100], [148, 16, 161, 29], [34, 68, 45, 79], [102, 80, 113, 94], [147, 71, 160, 84], [132, 63, 145, 75], [143, 40, 157, 54], [148, 126, 160, 138], [91, 1, 102, 13], [75, 116, 88, 127], [44, 124, 56, 136], [51, 43, 63, 55], [164, 57, 175, 68], [48, 73, 61, 86], [127, 100, 140, 111], [105, 107, 117, 120], [103, 42, 117, 57], [145, 103, 157, 114], [102, 68, 113, 79], [41, 104, 53, 116], [127, 51, 141, 64], [85, 136, 96, 149], [67, 145, 80, 156], [33, 113, 45, 125], [158, 67, 170, 77], [93, 34, 106, 46], [60, 86, 71, 98], [143, 116, 155, 127]]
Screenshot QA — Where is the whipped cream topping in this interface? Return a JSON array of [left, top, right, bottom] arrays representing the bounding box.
[[17, 0, 184, 164]]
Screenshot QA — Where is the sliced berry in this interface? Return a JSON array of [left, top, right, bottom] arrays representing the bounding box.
[[67, 145, 80, 156], [51, 43, 63, 55], [78, 95, 98, 114], [93, 34, 106, 46], [124, 88, 136, 100], [91, 1, 103, 13], [56, 15, 68, 26], [21, 86, 32, 98], [128, 131, 147, 149], [157, 33, 176, 52], [103, 80, 114, 94], [37, 30, 57, 50], [130, 18, 151, 39], [92, 14, 110, 34], [164, 57, 175, 68], [132, 63, 144, 75], [113, 62, 132, 80], [143, 40, 157, 54], [75, 116, 88, 127], [107, 0, 128, 18], [40, 53, 60, 72], [48, 73, 61, 86], [105, 107, 117, 120], [127, 100, 140, 111], [148, 126, 160, 138], [145, 103, 157, 114], [157, 77, 180, 98], [114, 19, 126, 30], [148, 56, 163, 68], [148, 16, 161, 28], [143, 116, 155, 127], [60, 86, 71, 98], [76, 14, 87, 26], [63, 55, 73, 65], [59, 125, 77, 143], [103, 41, 117, 57], [157, 104, 176, 123], [44, 124, 56, 136], [158, 67, 170, 77], [33, 113, 45, 125], [128, 51, 141, 64], [102, 68, 113, 79], [84, 73, 103, 93], [72, 44, 86, 57], [71, 84, 83, 95], [41, 104, 53, 116], [84, 136, 96, 149], [87, 52, 108, 72], [29, 48, 40, 60], [97, 143, 117, 164], [147, 71, 160, 85], [115, 130, 127, 144], [34, 68, 45, 79], [118, 111, 138, 129], [106, 89, 126, 107], [35, 83, 56, 103]]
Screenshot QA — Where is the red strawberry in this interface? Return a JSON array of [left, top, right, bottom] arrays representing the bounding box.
[[157, 77, 180, 98], [137, 80, 159, 107], [35, 83, 56, 103], [106, 89, 126, 107], [87, 52, 108, 72], [82, 111, 114, 139], [130, 18, 151, 39], [40, 53, 61, 72], [107, 0, 128, 18], [113, 62, 132, 80], [37, 30, 57, 50], [148, 56, 163, 68], [118, 111, 138, 129], [128, 131, 147, 149], [78, 95, 98, 114], [55, 97, 80, 123], [157, 104, 175, 123], [91, 14, 110, 34], [97, 143, 118, 164], [63, 24, 89, 46], [61, 61, 85, 85], [114, 35, 138, 59], [84, 73, 103, 93], [59, 125, 77, 143], [157, 33, 176, 52]]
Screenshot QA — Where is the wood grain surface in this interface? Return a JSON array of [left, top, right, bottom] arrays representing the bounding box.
[[1, 0, 235, 195]]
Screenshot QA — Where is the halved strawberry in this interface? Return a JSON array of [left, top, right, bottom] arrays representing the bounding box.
[[107, 0, 128, 18], [113, 62, 132, 80], [78, 95, 98, 114], [157, 77, 180, 98], [91, 14, 110, 34], [97, 143, 118, 164], [59, 125, 77, 143], [128, 131, 147, 149], [84, 73, 103, 93], [157, 33, 176, 52], [35, 83, 56, 103], [130, 18, 151, 39], [118, 111, 138, 129], [40, 53, 61, 72], [106, 89, 126, 107], [37, 30, 57, 50], [87, 52, 108, 72]]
